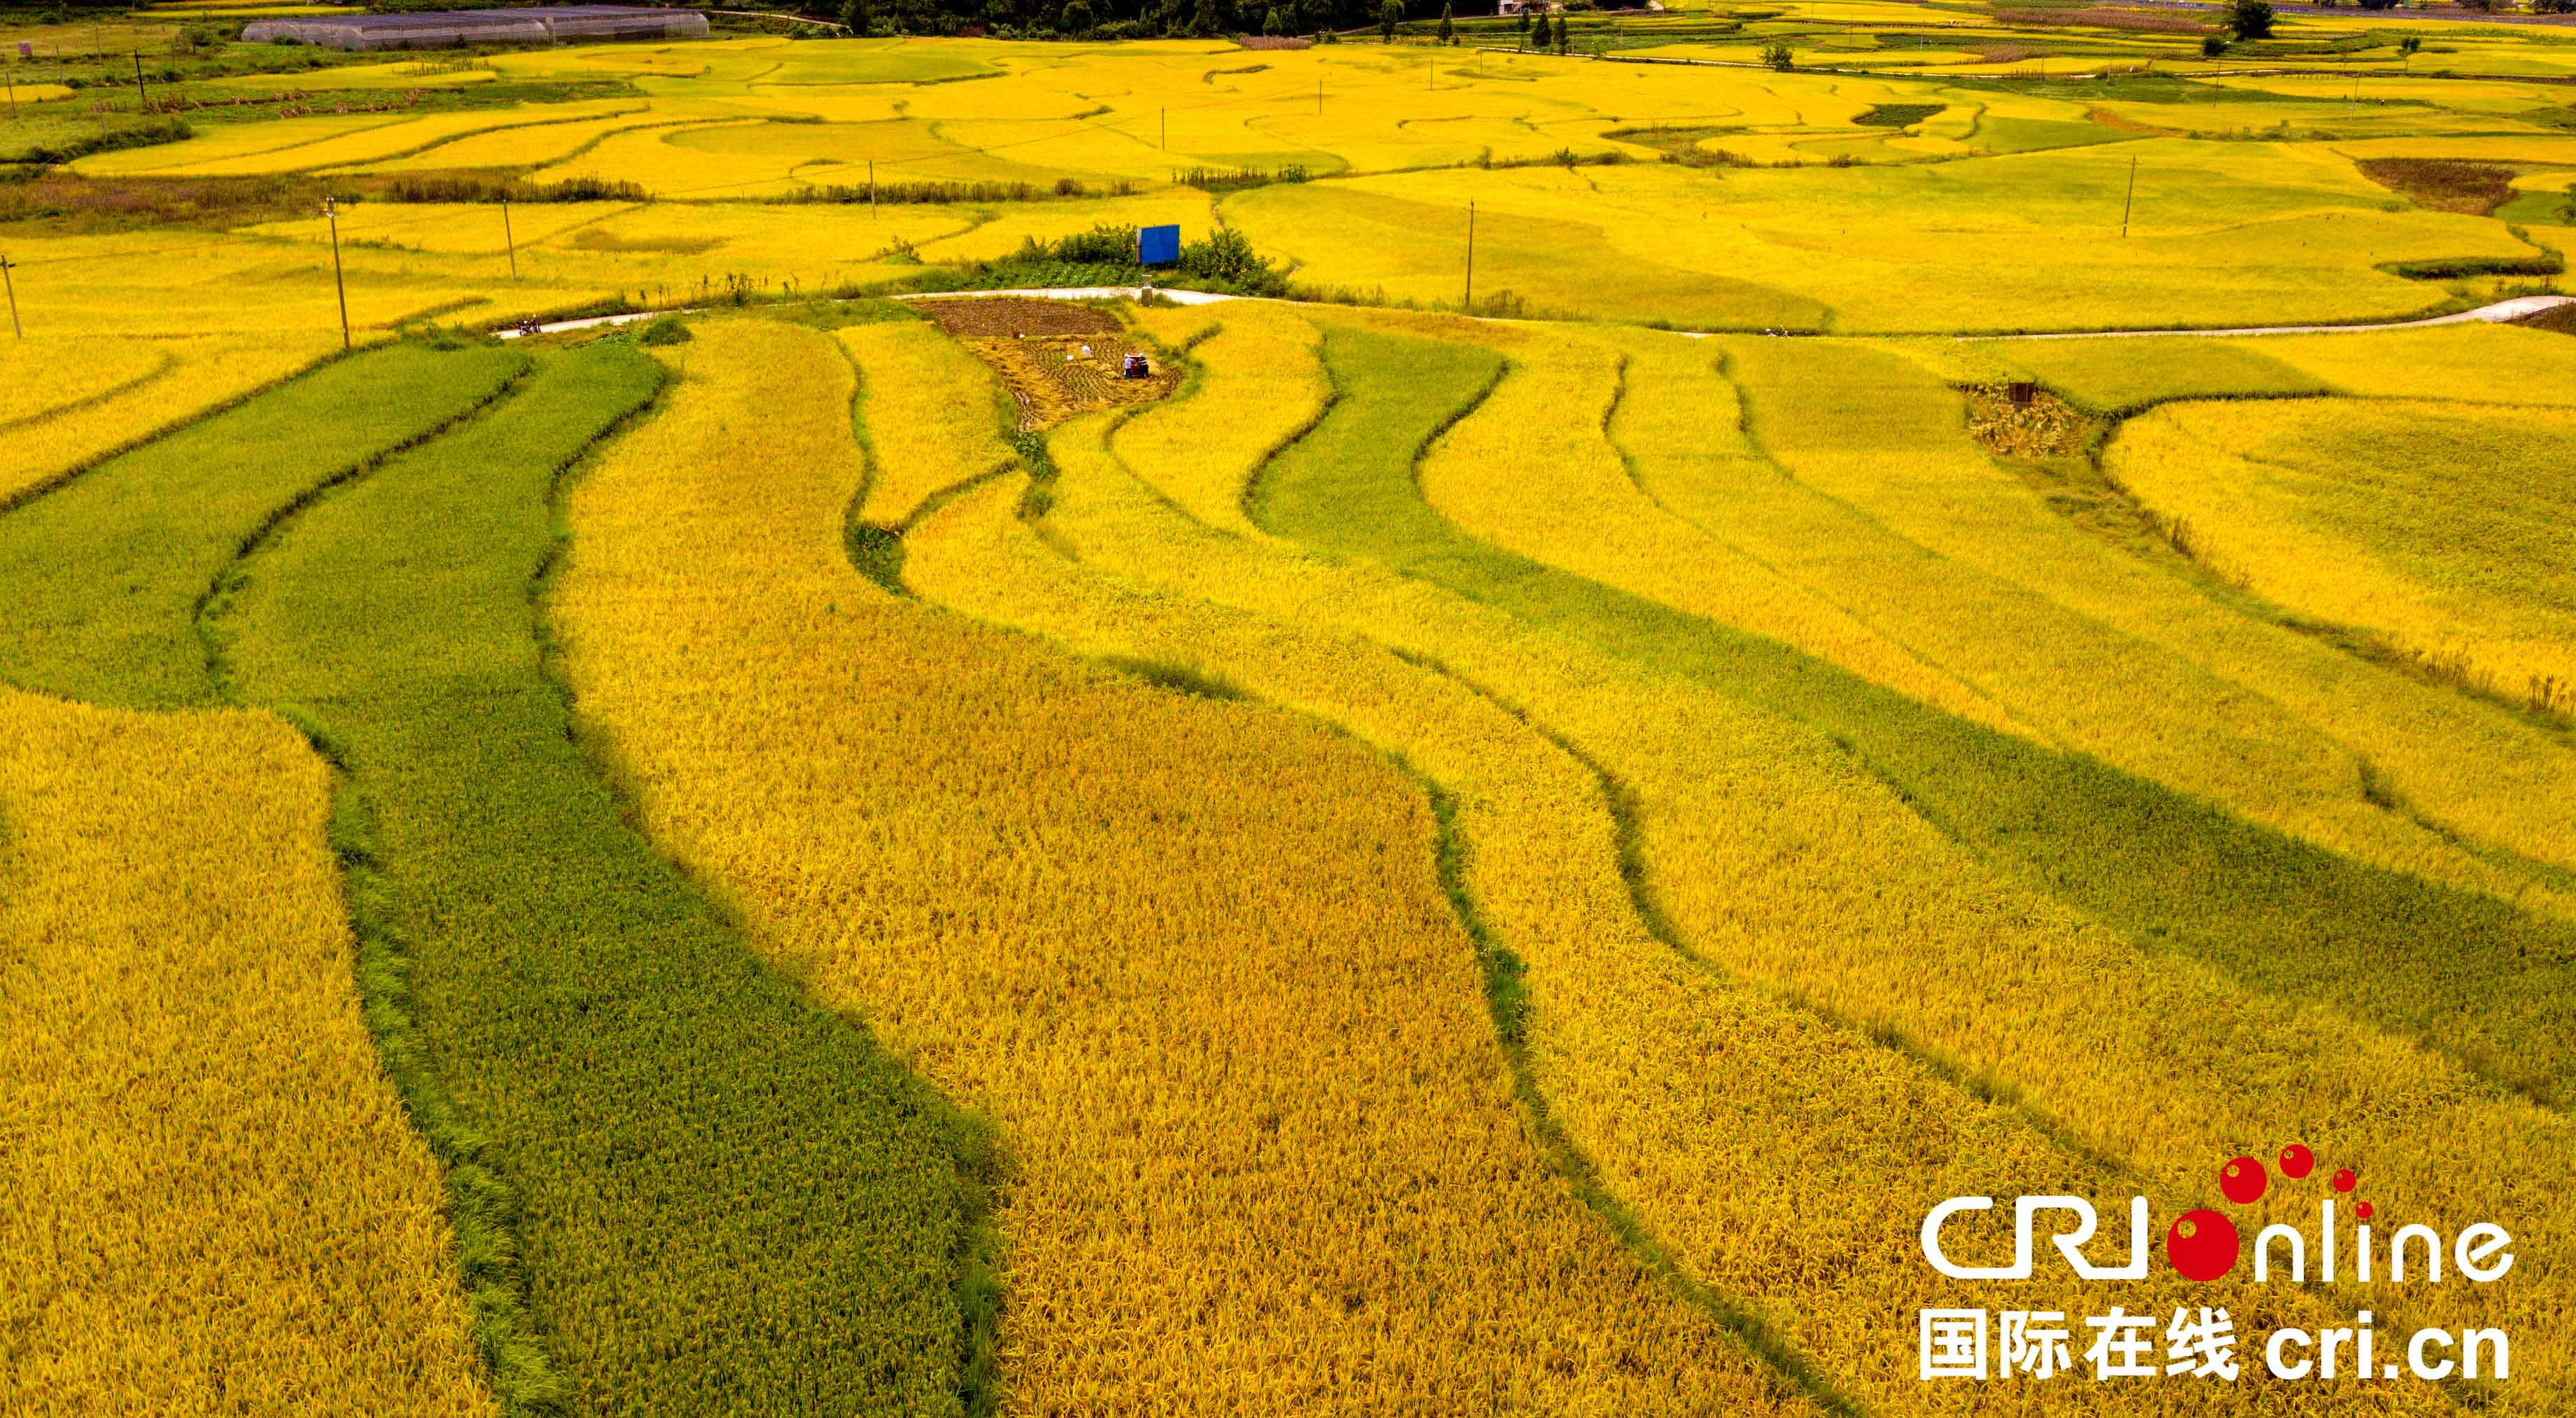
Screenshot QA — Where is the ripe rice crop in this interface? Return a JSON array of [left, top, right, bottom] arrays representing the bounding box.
[[1114, 299, 1326, 537], [351, 110, 694, 174], [0, 335, 340, 505], [2258, 323, 2576, 407], [1235, 318, 2572, 1409], [900, 325, 2515, 1416], [1716, 335, 2576, 904], [2109, 395, 2576, 715], [0, 690, 492, 1416], [17, 24, 2576, 1410], [181, 100, 652, 177], [1213, 312, 2576, 1125], [73, 113, 419, 176], [550, 317, 1807, 1415], [1935, 332, 2331, 412], [0, 336, 170, 431], [213, 340, 982, 1415], [841, 316, 1016, 526]]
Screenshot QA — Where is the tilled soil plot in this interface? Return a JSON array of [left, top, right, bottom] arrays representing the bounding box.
[[918, 296, 1125, 339]]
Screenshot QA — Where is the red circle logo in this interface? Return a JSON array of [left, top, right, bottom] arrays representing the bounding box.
[[2166, 1209, 2241, 1282], [2220, 1156, 2268, 1205]]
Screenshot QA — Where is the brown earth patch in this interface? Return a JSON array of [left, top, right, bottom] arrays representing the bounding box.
[[2356, 157, 2519, 216], [1994, 6, 2211, 31], [918, 295, 1124, 339], [2088, 106, 2179, 136], [2513, 301, 2576, 334]]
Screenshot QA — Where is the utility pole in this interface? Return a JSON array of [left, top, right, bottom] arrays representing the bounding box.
[[323, 197, 350, 351], [500, 196, 517, 277], [133, 51, 147, 111], [0, 255, 19, 339], [2120, 155, 2138, 238], [1463, 201, 1475, 311]]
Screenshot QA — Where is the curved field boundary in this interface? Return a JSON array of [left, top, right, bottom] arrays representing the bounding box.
[[0, 341, 525, 708], [209, 341, 989, 1417], [0, 337, 347, 514], [554, 317, 1807, 1415], [1253, 321, 2576, 1113], [0, 346, 180, 440], [0, 693, 496, 1415], [904, 356, 2456, 1417]]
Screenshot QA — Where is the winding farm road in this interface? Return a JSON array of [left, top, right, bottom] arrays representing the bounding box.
[[497, 290, 2574, 341], [1980, 293, 2575, 340]]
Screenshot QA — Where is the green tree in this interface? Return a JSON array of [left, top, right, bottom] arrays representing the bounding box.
[[1262, 4, 1283, 32], [1381, 0, 1402, 41], [1520, 8, 1536, 46], [1061, 0, 1093, 31], [1555, 14, 1570, 50], [1437, 1, 1452, 42], [2200, 33, 2226, 56], [1760, 38, 1793, 69], [841, 0, 873, 36], [2228, 0, 2274, 38], [1192, 0, 1219, 36]]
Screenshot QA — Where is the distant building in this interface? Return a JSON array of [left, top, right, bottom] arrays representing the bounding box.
[[243, 7, 709, 51], [1497, 0, 1560, 13]]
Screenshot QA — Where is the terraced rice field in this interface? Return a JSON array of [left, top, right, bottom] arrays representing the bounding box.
[[5, 8, 2573, 1416]]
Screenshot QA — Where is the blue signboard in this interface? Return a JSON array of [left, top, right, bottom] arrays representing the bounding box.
[[1138, 224, 1181, 267]]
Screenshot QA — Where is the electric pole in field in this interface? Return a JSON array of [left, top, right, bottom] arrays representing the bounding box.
[[1, 255, 20, 339], [324, 197, 350, 351], [501, 196, 517, 277], [1463, 201, 1475, 312], [2120, 155, 2138, 238]]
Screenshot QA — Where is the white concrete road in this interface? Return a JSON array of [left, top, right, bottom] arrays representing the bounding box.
[[494, 290, 2572, 342], [1983, 293, 2575, 341]]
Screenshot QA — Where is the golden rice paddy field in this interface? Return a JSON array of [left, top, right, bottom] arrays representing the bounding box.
[[3, 3, 2573, 1414]]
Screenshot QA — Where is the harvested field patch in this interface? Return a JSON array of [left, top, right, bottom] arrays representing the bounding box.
[[1962, 381, 2099, 458], [964, 331, 1180, 430], [1994, 6, 2209, 31], [2514, 300, 2576, 334], [2358, 157, 2520, 216], [918, 295, 1124, 338]]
